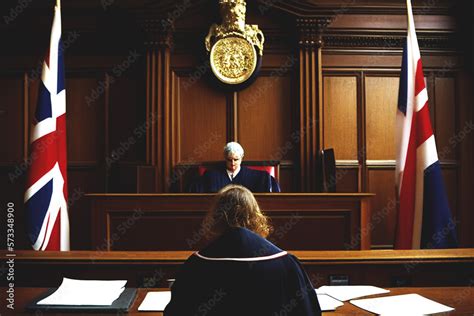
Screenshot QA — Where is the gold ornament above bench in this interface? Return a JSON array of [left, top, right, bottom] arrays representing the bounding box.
[[205, 0, 264, 85]]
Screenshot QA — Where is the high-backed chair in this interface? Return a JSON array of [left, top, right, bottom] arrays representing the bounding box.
[[191, 160, 280, 192], [318, 148, 336, 192], [198, 161, 279, 181]]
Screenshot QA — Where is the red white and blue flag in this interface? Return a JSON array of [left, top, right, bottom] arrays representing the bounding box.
[[24, 0, 70, 251], [395, 0, 457, 249]]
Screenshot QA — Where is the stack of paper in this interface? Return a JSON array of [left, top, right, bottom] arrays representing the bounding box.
[[315, 293, 344, 311], [317, 285, 390, 301], [37, 278, 127, 306], [138, 290, 342, 312], [138, 291, 172, 311], [136, 285, 454, 315], [350, 293, 454, 315]]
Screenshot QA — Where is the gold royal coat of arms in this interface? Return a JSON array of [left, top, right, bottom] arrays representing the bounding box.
[[205, 0, 264, 85]]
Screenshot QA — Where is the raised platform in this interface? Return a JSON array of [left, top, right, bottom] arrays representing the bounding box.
[[87, 193, 374, 251]]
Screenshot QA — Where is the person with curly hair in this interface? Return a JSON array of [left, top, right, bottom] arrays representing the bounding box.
[[165, 185, 321, 316]]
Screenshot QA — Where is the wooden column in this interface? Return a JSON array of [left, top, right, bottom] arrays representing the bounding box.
[[296, 17, 331, 192], [143, 19, 173, 192]]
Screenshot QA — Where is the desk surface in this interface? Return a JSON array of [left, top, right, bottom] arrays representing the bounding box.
[[6, 287, 474, 315]]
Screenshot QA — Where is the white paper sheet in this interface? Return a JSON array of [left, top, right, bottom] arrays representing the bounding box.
[[350, 293, 454, 315], [317, 285, 390, 301], [37, 277, 127, 306], [316, 293, 344, 311], [138, 291, 172, 311], [138, 291, 340, 312], [315, 288, 325, 295]]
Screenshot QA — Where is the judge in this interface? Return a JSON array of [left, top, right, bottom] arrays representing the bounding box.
[[188, 142, 280, 193], [164, 185, 321, 316]]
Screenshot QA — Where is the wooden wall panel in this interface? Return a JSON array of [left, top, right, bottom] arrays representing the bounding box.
[[434, 77, 456, 161], [330, 14, 456, 30], [367, 169, 397, 248], [278, 167, 295, 192], [335, 168, 359, 193], [324, 55, 461, 70], [27, 78, 39, 130], [323, 76, 358, 160], [365, 76, 399, 161], [67, 77, 104, 163], [177, 76, 227, 162], [457, 71, 474, 247], [109, 76, 144, 163], [238, 75, 294, 161], [0, 171, 29, 249], [68, 168, 104, 250], [0, 77, 23, 164]]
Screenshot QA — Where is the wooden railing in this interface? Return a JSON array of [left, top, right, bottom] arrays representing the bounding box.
[[5, 248, 474, 288]]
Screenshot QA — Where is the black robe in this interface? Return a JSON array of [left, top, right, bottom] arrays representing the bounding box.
[[164, 227, 321, 316], [188, 166, 281, 193]]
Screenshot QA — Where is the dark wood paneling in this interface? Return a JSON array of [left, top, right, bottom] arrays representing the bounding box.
[[89, 193, 373, 251], [330, 14, 456, 30], [109, 209, 352, 251], [0, 167, 30, 250], [109, 211, 205, 251], [434, 77, 456, 161], [238, 75, 295, 161], [323, 76, 358, 160], [278, 166, 295, 192], [27, 77, 39, 133], [323, 54, 461, 69], [367, 169, 397, 248], [177, 76, 227, 162], [365, 76, 398, 160], [68, 167, 105, 250], [457, 71, 474, 248], [67, 77, 104, 163], [269, 212, 350, 250], [335, 167, 359, 193], [109, 75, 144, 163], [0, 77, 23, 164]]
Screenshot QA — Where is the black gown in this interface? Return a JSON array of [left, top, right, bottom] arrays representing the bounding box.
[[188, 166, 281, 193], [164, 227, 321, 316]]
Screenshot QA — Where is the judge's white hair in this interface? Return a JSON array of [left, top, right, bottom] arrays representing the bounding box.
[[224, 142, 244, 158]]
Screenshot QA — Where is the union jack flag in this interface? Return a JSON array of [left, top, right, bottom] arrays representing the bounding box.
[[395, 0, 457, 249], [24, 0, 69, 251]]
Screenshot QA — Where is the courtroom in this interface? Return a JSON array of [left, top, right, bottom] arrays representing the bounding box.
[[1, 0, 474, 315]]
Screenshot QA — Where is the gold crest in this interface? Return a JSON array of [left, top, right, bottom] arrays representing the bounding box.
[[210, 37, 257, 84], [205, 0, 264, 85]]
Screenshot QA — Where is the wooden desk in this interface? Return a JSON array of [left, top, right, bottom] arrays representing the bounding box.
[[87, 193, 374, 251], [6, 287, 474, 315], [329, 287, 474, 315]]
